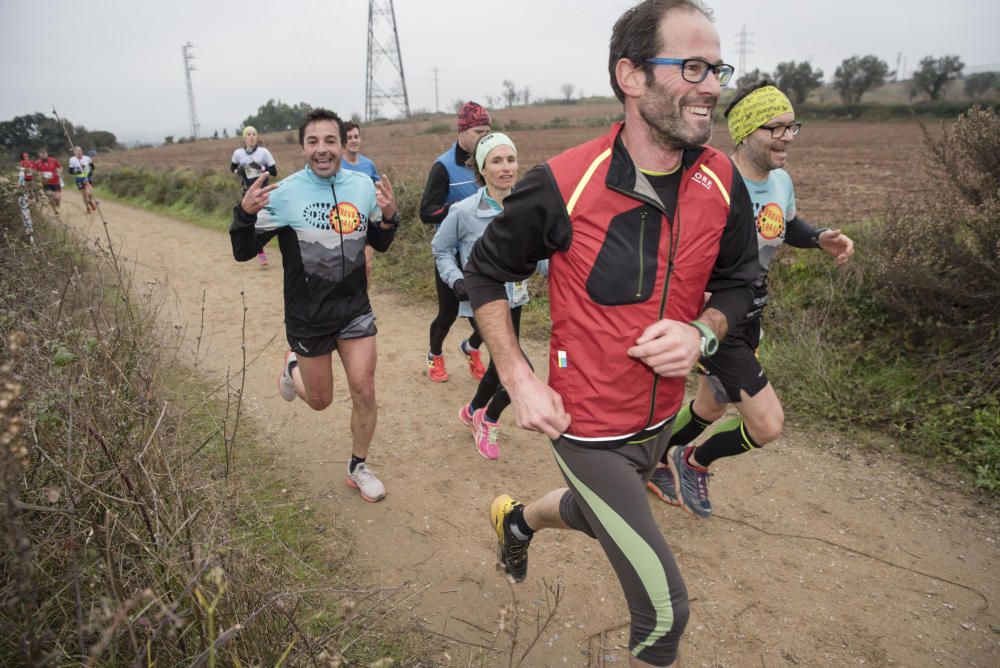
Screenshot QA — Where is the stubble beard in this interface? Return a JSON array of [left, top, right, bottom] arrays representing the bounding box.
[[639, 87, 714, 151]]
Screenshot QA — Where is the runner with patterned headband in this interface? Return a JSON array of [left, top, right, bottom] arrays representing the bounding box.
[[419, 101, 492, 383], [648, 80, 854, 518]]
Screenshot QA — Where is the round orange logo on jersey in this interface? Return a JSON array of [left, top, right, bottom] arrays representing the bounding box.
[[329, 202, 361, 233], [757, 202, 785, 240]]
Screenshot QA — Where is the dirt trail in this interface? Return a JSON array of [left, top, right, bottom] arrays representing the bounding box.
[[64, 200, 999, 666]]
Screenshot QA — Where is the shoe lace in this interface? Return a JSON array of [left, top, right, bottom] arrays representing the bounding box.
[[486, 423, 498, 445], [353, 463, 378, 483], [693, 468, 712, 500]]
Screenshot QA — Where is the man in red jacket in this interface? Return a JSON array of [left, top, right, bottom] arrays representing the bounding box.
[[465, 1, 759, 665], [33, 148, 63, 211]]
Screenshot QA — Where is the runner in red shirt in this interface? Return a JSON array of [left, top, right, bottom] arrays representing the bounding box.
[[18, 152, 35, 184], [33, 148, 63, 211]]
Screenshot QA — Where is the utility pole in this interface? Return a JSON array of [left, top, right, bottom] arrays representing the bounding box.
[[365, 0, 410, 121], [182, 42, 200, 140], [734, 24, 754, 79], [895, 52, 904, 81], [432, 67, 440, 113]]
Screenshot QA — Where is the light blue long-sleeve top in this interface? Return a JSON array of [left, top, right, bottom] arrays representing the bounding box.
[[431, 186, 547, 318]]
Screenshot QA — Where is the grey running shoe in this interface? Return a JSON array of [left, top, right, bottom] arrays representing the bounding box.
[[277, 351, 297, 402], [669, 445, 712, 518], [647, 464, 680, 506], [490, 494, 531, 582], [346, 462, 386, 502]]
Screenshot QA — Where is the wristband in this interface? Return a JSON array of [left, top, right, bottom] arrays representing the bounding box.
[[813, 227, 830, 248], [689, 320, 719, 357]]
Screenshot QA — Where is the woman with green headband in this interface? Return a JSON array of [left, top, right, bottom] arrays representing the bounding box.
[[431, 132, 547, 460]]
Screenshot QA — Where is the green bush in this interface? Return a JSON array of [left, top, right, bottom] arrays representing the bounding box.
[[767, 106, 1000, 491], [98, 166, 242, 231]]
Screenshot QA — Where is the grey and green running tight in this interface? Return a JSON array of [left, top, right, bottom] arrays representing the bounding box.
[[553, 429, 689, 666]]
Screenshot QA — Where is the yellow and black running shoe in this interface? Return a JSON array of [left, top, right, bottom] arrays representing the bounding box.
[[490, 494, 531, 582]]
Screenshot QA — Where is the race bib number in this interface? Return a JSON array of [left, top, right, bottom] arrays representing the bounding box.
[[42, 171, 53, 180], [512, 280, 528, 303], [244, 164, 261, 179]]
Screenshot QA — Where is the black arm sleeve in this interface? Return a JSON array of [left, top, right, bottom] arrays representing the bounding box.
[[229, 205, 279, 261], [784, 215, 824, 248], [366, 214, 398, 252], [266, 164, 278, 177], [704, 171, 763, 330], [465, 164, 571, 309], [418, 162, 452, 225], [231, 161, 240, 174]]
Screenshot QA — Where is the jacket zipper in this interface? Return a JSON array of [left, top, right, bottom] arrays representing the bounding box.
[[608, 169, 686, 430], [636, 209, 647, 298]]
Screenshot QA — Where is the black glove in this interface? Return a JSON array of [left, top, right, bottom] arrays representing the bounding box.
[[453, 279, 469, 301]]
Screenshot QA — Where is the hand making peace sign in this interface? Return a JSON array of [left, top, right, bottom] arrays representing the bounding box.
[[240, 173, 279, 215]]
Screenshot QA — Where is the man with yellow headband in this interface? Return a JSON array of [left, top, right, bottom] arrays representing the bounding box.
[[648, 80, 854, 517]]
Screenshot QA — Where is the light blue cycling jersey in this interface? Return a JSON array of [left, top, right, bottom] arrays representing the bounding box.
[[231, 164, 395, 336], [341, 154, 380, 182]]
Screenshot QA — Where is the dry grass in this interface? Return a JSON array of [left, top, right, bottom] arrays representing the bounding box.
[[0, 181, 432, 665]]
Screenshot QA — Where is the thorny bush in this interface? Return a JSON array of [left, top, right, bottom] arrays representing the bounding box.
[[0, 181, 424, 665]]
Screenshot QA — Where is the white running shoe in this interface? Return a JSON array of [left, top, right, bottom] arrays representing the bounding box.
[[346, 462, 386, 502], [277, 351, 297, 402]]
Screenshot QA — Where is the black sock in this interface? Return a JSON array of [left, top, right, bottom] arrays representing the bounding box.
[[509, 504, 534, 541], [349, 454, 366, 473], [662, 400, 714, 463], [693, 418, 761, 467]]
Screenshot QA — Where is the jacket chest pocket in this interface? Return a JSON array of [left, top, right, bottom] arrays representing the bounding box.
[[586, 206, 663, 305]]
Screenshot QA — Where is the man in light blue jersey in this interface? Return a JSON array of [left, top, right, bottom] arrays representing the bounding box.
[[341, 120, 381, 281], [649, 81, 854, 518], [341, 121, 380, 183], [230, 108, 400, 502]]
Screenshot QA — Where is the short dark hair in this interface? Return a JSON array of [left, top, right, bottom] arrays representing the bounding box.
[[723, 79, 775, 118], [298, 108, 347, 146], [608, 0, 713, 103], [344, 120, 360, 135]]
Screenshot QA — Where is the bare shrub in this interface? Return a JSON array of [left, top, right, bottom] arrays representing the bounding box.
[[0, 182, 426, 664], [864, 106, 1000, 347]]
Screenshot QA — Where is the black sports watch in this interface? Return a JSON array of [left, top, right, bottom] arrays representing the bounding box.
[[689, 320, 719, 357]]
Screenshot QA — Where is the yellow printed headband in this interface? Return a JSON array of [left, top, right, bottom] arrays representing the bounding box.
[[475, 132, 517, 172], [726, 86, 794, 145]]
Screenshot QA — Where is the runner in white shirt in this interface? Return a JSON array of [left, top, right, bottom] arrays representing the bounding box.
[[230, 126, 277, 266]]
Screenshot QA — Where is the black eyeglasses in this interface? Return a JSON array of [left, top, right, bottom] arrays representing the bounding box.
[[758, 121, 802, 138], [645, 57, 735, 86]]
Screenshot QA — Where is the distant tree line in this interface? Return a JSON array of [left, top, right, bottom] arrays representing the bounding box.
[[734, 54, 996, 106], [239, 99, 314, 134], [0, 112, 120, 160]]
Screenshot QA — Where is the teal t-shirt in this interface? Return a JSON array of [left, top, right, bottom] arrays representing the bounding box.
[[742, 167, 797, 273]]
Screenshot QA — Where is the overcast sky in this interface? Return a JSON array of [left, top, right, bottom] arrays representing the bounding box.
[[3, 0, 998, 144]]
